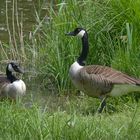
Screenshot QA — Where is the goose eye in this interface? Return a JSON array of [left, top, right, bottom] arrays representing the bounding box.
[[13, 65, 16, 68], [78, 29, 81, 31]]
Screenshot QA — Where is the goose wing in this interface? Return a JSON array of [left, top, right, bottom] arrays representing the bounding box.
[[0, 75, 10, 87], [82, 65, 140, 85], [79, 65, 140, 94]]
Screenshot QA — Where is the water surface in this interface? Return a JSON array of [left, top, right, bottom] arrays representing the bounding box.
[[0, 0, 49, 43]]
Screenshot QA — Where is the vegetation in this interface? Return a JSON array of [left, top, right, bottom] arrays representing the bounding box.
[[0, 0, 140, 139], [0, 98, 140, 140]]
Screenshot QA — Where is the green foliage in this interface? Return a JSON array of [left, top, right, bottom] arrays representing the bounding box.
[[0, 98, 140, 140], [37, 0, 140, 93], [1, 1, 140, 139], [1, 0, 140, 93]]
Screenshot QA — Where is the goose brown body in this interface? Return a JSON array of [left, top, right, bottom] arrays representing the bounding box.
[[70, 63, 140, 98]]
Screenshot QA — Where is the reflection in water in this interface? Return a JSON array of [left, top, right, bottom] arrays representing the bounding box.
[[0, 0, 48, 43]]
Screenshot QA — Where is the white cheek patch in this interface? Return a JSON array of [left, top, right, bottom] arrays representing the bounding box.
[[8, 64, 15, 72], [77, 30, 85, 38]]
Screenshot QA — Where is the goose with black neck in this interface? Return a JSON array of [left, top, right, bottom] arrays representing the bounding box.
[[66, 27, 140, 113], [0, 62, 26, 100]]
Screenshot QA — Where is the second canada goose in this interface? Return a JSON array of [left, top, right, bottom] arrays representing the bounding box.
[[66, 27, 140, 113], [0, 62, 26, 100]]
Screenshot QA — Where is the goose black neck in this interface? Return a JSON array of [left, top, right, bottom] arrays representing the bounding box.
[[6, 67, 18, 83], [77, 32, 89, 66]]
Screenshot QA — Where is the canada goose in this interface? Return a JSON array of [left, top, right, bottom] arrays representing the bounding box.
[[0, 62, 26, 100], [66, 27, 140, 113]]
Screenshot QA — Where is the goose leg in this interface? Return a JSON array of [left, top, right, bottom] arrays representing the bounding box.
[[97, 96, 107, 113]]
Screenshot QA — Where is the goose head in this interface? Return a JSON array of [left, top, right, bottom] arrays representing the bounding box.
[[66, 27, 86, 38], [7, 62, 24, 74]]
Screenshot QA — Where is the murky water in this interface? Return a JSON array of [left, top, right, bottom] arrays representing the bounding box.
[[0, 0, 49, 43]]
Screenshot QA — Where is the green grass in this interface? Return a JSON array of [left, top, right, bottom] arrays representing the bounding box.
[[0, 97, 140, 140], [1, 0, 140, 139]]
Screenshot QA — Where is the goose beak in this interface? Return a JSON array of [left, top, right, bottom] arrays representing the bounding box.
[[16, 67, 25, 74], [65, 31, 75, 36]]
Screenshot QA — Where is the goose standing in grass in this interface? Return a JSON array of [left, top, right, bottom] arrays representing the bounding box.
[[66, 27, 140, 113], [0, 62, 26, 100]]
